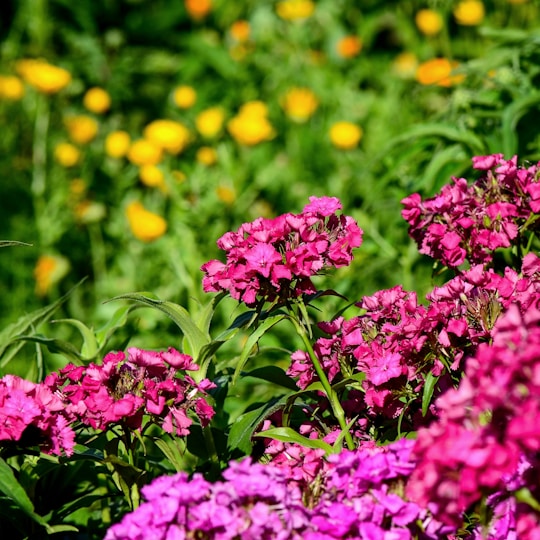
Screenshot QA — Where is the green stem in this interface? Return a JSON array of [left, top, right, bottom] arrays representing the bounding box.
[[203, 425, 221, 480], [289, 312, 355, 451]]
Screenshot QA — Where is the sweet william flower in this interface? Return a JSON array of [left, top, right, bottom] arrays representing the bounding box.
[[126, 201, 167, 242]]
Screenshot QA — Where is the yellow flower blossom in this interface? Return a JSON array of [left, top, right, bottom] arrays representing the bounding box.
[[415, 9, 444, 36], [227, 101, 275, 146], [196, 146, 218, 166], [196, 107, 225, 138], [34, 254, 69, 296], [276, 0, 315, 20], [54, 142, 81, 167], [139, 165, 166, 189], [329, 122, 363, 150], [453, 0, 485, 26], [143, 119, 191, 155], [416, 58, 464, 86], [336, 36, 363, 59], [126, 201, 167, 242], [173, 85, 197, 108], [216, 185, 236, 204], [105, 130, 131, 158], [65, 115, 99, 144], [83, 87, 111, 114], [281, 87, 318, 123], [185, 0, 212, 20], [230, 20, 250, 42], [16, 59, 71, 94], [127, 139, 163, 166], [0, 75, 25, 100], [392, 52, 419, 78]]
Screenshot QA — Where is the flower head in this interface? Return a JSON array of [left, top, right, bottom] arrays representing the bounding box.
[[195, 107, 225, 138], [126, 201, 167, 242], [453, 0, 485, 26], [196, 146, 218, 166], [230, 20, 250, 42], [184, 0, 212, 20], [54, 142, 81, 167], [281, 87, 318, 123], [276, 0, 315, 20], [416, 58, 464, 86], [0, 75, 24, 100], [415, 9, 444, 36], [173, 85, 197, 108], [143, 119, 191, 155], [227, 101, 275, 146], [83, 87, 111, 114], [329, 121, 363, 150], [105, 130, 131, 158], [127, 138, 163, 166], [64, 115, 99, 144], [336, 35, 363, 58], [16, 59, 71, 94], [34, 254, 70, 296]]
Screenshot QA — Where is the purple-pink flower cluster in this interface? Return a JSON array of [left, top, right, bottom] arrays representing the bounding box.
[[45, 347, 215, 436], [0, 374, 75, 455], [407, 299, 540, 532], [201, 196, 363, 306], [402, 154, 540, 267]]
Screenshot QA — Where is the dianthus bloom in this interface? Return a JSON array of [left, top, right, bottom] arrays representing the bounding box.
[[0, 374, 75, 455], [201, 196, 363, 306], [402, 154, 540, 267], [45, 347, 215, 435]]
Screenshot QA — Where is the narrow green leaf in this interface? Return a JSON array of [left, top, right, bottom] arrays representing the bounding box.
[[0, 240, 32, 248], [501, 93, 540, 156], [422, 372, 439, 416], [14, 335, 84, 363], [53, 318, 99, 360], [94, 305, 132, 347], [253, 427, 333, 453], [232, 314, 286, 385], [153, 438, 185, 473], [244, 366, 299, 391]]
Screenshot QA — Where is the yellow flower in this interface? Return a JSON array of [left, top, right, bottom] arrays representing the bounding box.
[[329, 122, 363, 150], [74, 200, 106, 224], [392, 52, 419, 78], [126, 201, 167, 242], [453, 0, 485, 26], [64, 115, 99, 144], [216, 185, 236, 204], [415, 9, 444, 36], [127, 138, 163, 166], [227, 102, 275, 146], [0, 75, 25, 100], [195, 107, 225, 138], [34, 254, 69, 296], [105, 130, 131, 158], [336, 36, 363, 59], [173, 85, 197, 108], [281, 87, 318, 123], [83, 87, 111, 114], [143, 119, 191, 155], [196, 146, 218, 166], [416, 58, 464, 86], [230, 20, 250, 42], [276, 0, 315, 20], [185, 0, 212, 20], [139, 165, 166, 188], [54, 142, 81, 167], [16, 58, 71, 94]]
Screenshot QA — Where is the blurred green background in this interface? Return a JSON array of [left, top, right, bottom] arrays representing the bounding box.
[[1, 0, 540, 376]]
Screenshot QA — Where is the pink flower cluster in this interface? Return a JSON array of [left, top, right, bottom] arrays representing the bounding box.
[[45, 347, 215, 436], [0, 374, 75, 456], [402, 154, 540, 267], [201, 196, 363, 306], [288, 254, 540, 426], [407, 299, 540, 534]]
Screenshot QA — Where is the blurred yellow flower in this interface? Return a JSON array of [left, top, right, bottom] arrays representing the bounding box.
[[276, 0, 315, 20], [392, 52, 419, 78], [415, 9, 444, 36], [185, 0, 212, 20], [139, 165, 166, 189], [65, 115, 99, 144], [329, 122, 363, 150], [83, 87, 111, 114], [216, 185, 236, 204], [127, 138, 163, 166], [54, 142, 81, 167], [196, 146, 218, 166], [230, 20, 250, 42], [74, 200, 106, 224], [16, 59, 71, 94], [69, 178, 87, 198], [196, 107, 225, 138], [34, 254, 70, 296], [0, 75, 25, 100], [144, 119, 190, 154], [453, 0, 485, 26], [416, 58, 464, 86], [173, 85, 197, 108], [281, 87, 318, 123], [105, 130, 131, 158], [336, 36, 363, 59], [126, 201, 167, 242], [227, 101, 275, 146]]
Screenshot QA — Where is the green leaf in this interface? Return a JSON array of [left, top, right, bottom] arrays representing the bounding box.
[[501, 93, 540, 156], [243, 366, 299, 391], [94, 305, 132, 348], [53, 318, 99, 360], [0, 240, 32, 248], [253, 427, 333, 453], [14, 335, 84, 363], [232, 314, 286, 385], [107, 292, 209, 359], [153, 437, 186, 473], [0, 457, 49, 530], [422, 372, 439, 416]]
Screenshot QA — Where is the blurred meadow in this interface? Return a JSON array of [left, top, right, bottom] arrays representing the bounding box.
[[1, 0, 540, 376]]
